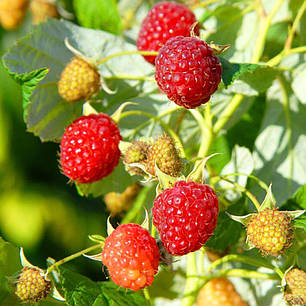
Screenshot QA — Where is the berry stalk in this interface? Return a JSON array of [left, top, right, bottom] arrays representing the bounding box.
[[207, 254, 284, 279], [218, 176, 261, 210], [97, 50, 159, 65], [47, 243, 104, 274]]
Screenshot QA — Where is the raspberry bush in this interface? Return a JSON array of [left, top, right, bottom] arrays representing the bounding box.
[[0, 0, 305, 305]]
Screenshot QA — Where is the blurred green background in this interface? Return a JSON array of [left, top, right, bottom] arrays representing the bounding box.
[[0, 17, 109, 283]]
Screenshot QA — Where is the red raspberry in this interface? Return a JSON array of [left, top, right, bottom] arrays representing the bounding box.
[[59, 113, 121, 183], [155, 36, 222, 109], [152, 180, 219, 255], [136, 1, 199, 65], [101, 224, 160, 291]]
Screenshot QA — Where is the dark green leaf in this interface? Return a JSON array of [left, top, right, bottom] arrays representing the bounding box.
[[0, 237, 21, 302], [76, 161, 138, 197], [74, 0, 121, 35], [100, 281, 147, 306], [205, 198, 247, 252], [219, 57, 260, 87], [59, 268, 101, 306], [281, 185, 306, 231], [59, 267, 147, 306]]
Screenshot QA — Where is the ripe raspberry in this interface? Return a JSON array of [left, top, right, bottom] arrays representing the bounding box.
[[284, 268, 306, 305], [246, 209, 293, 256], [136, 1, 199, 65], [104, 184, 141, 216], [0, 0, 29, 30], [155, 36, 222, 109], [196, 277, 247, 306], [101, 223, 160, 291], [152, 180, 219, 255], [59, 113, 121, 183], [58, 56, 101, 103], [15, 267, 51, 303], [146, 135, 182, 177], [30, 0, 58, 24]]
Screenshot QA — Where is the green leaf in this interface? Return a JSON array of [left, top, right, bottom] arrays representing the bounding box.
[[229, 66, 279, 96], [205, 198, 248, 252], [58, 267, 147, 306], [219, 57, 260, 87], [281, 185, 306, 231], [76, 161, 138, 197], [292, 62, 306, 104], [0, 237, 21, 302], [253, 79, 306, 204], [59, 268, 101, 305], [74, 0, 121, 35], [100, 281, 147, 306], [2, 19, 153, 142]]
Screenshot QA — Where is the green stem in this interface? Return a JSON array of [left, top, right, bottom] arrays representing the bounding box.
[[120, 109, 185, 156], [207, 254, 275, 272], [143, 288, 152, 306], [198, 247, 206, 274], [213, 94, 244, 134], [285, 0, 306, 50], [105, 75, 155, 83], [267, 46, 306, 67], [278, 75, 293, 196], [213, 172, 269, 192], [97, 50, 159, 65], [189, 108, 213, 158], [251, 0, 285, 63], [218, 176, 261, 210], [47, 244, 103, 274], [180, 253, 198, 306], [215, 269, 280, 280]]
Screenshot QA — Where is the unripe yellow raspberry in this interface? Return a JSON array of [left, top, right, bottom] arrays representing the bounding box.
[[30, 0, 58, 24], [0, 0, 29, 30], [197, 277, 248, 306], [104, 184, 141, 216], [146, 135, 182, 177], [247, 209, 293, 256], [15, 267, 51, 303], [284, 268, 306, 305], [58, 56, 101, 103]]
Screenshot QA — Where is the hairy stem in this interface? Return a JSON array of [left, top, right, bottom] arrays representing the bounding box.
[[181, 253, 198, 306], [97, 50, 159, 65], [47, 244, 103, 274], [285, 0, 306, 50]]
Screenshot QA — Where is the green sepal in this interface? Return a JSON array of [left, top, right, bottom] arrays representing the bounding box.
[[226, 212, 255, 226], [187, 153, 220, 184], [111, 101, 138, 124], [259, 184, 276, 211], [155, 163, 185, 194], [82, 101, 98, 116], [88, 234, 105, 244]]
